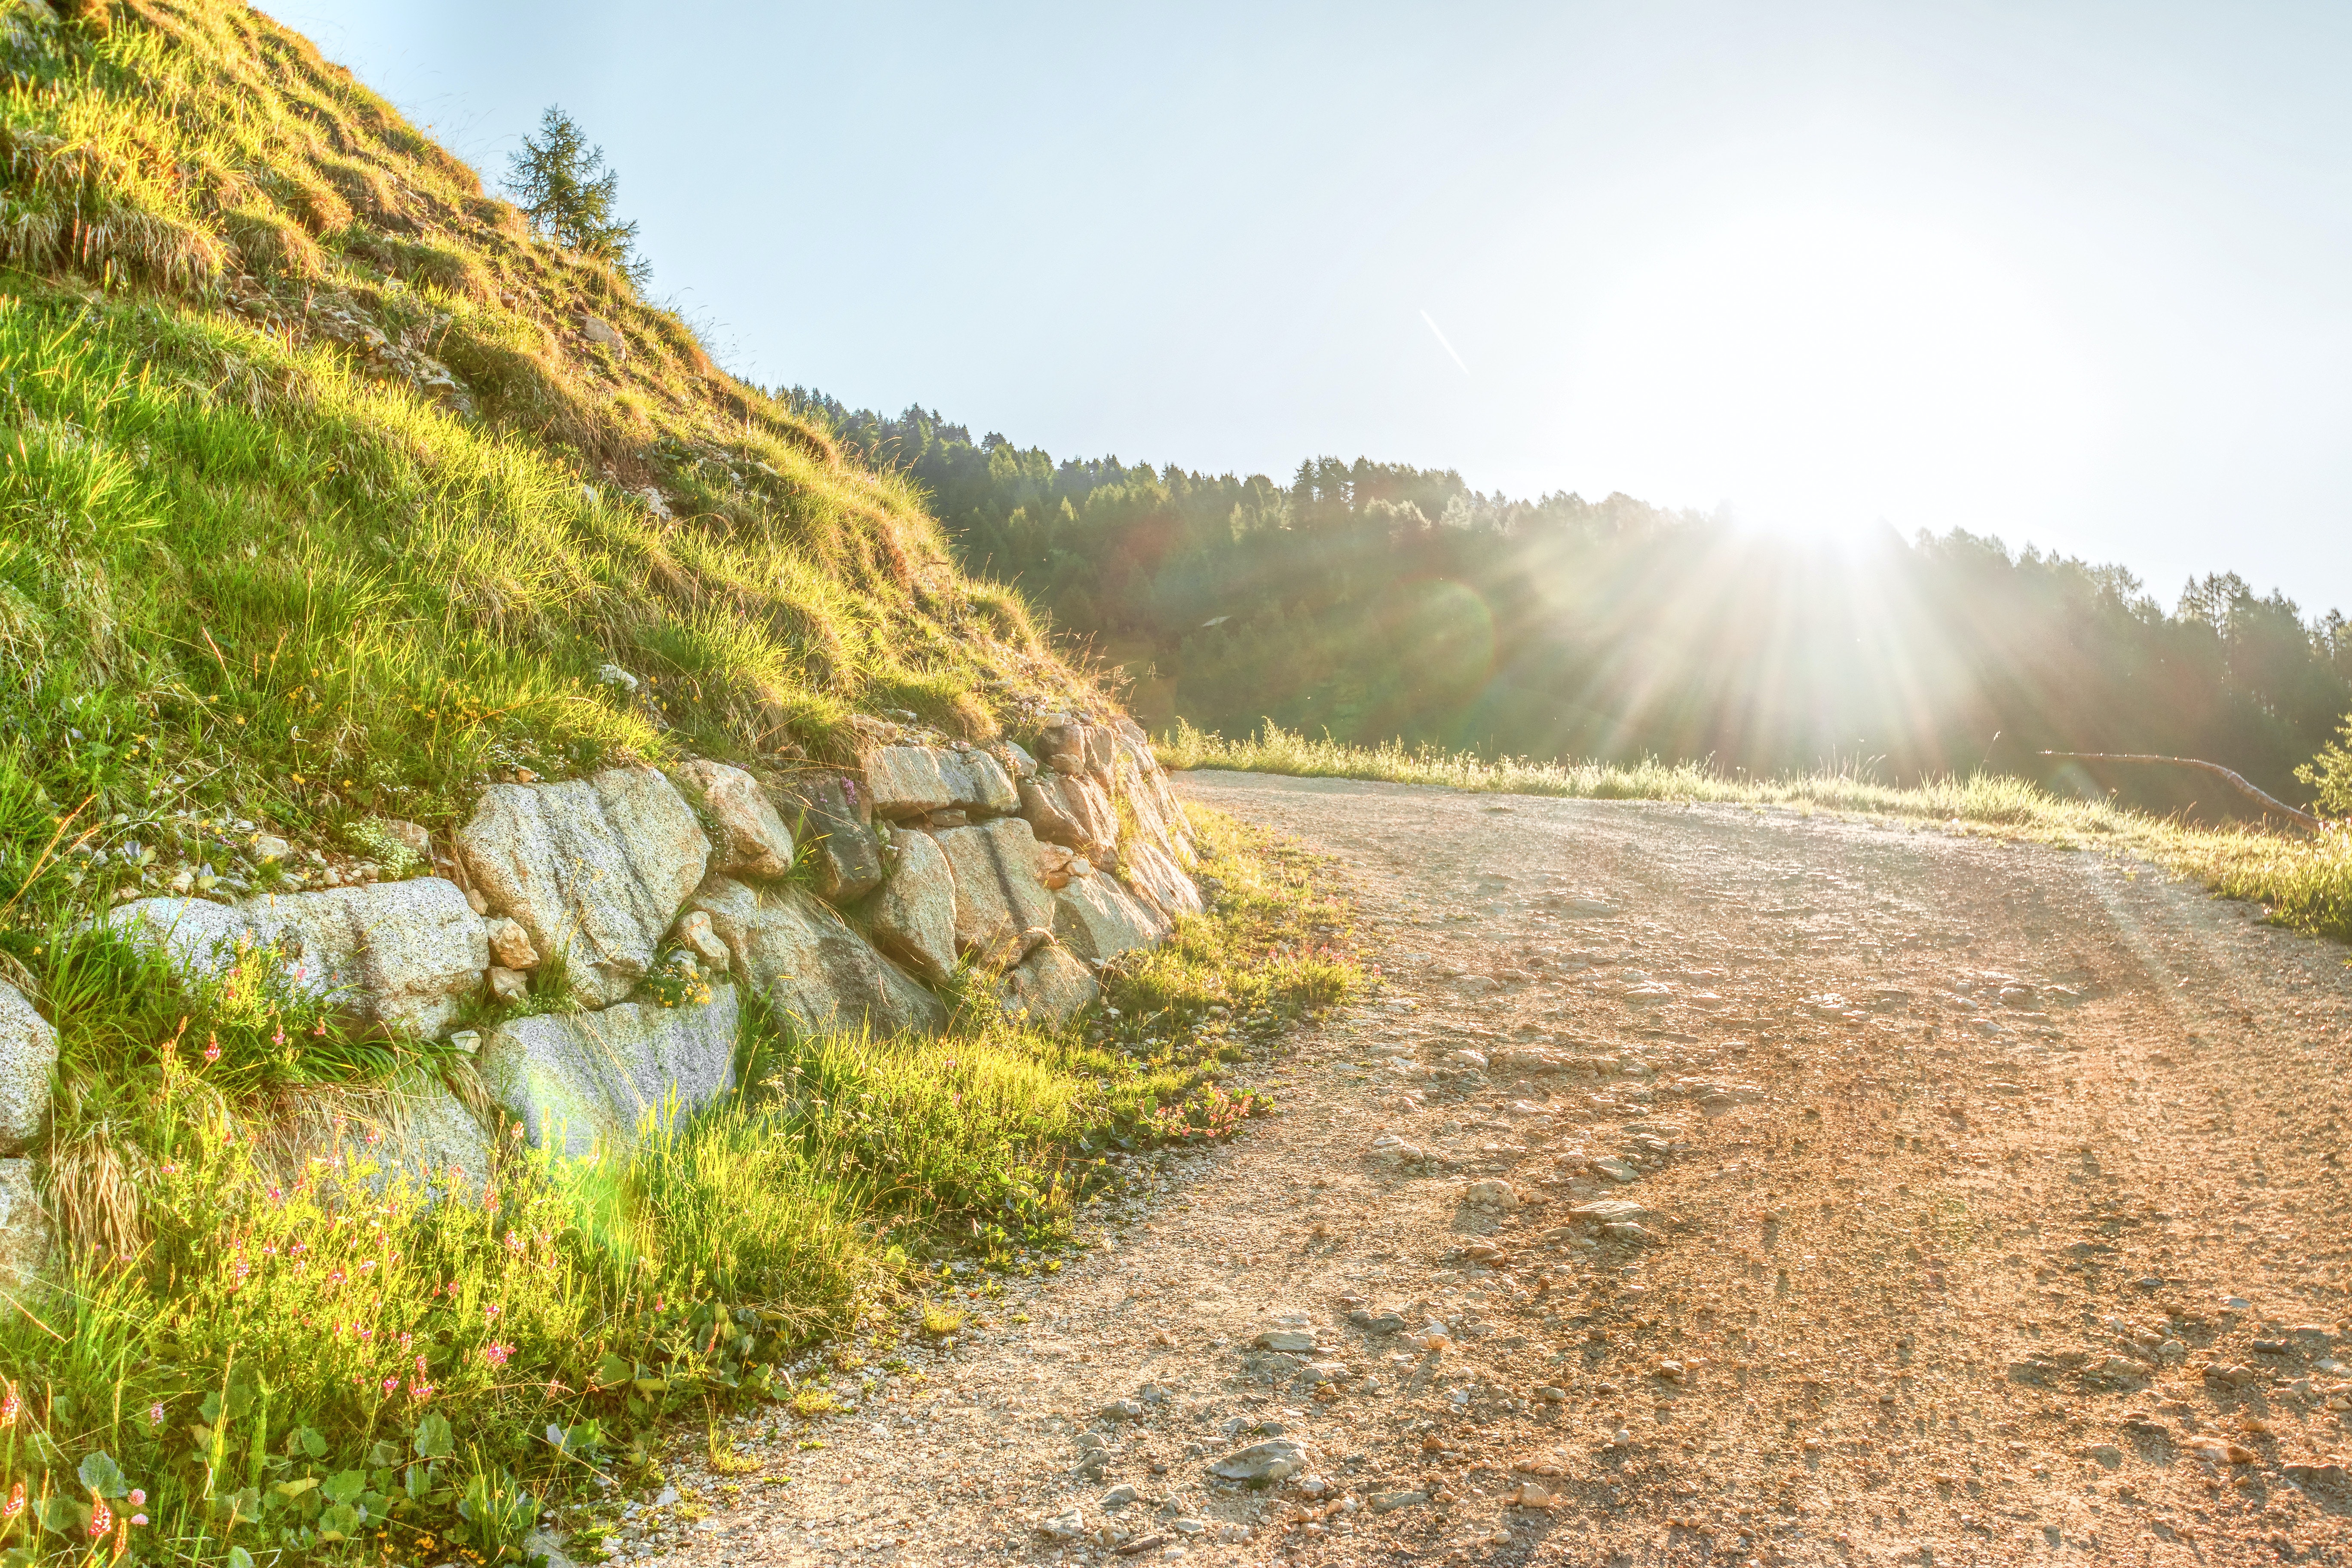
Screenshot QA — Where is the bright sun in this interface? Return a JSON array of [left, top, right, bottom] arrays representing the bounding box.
[[1556, 205, 2110, 542]]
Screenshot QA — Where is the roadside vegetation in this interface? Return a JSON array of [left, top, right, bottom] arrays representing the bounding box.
[[0, 802, 1356, 1565], [1163, 722, 2352, 947]]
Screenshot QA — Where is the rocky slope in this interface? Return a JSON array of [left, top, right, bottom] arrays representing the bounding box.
[[0, 712, 1202, 1274]]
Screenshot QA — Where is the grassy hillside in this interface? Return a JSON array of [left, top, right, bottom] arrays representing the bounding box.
[[0, 0, 1096, 942], [0, 5, 1363, 1564]]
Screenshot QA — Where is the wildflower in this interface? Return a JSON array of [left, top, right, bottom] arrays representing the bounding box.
[[203, 1034, 220, 1063], [272, 1025, 287, 1047], [365, 1123, 382, 1142], [147, 1404, 163, 1427], [128, 1491, 143, 1507], [504, 1229, 523, 1254], [161, 1163, 178, 1175], [269, 1186, 284, 1204], [399, 1332, 413, 1351], [89, 1497, 111, 1539], [383, 1377, 399, 1394], [0, 1379, 16, 1427], [485, 1341, 513, 1367], [314, 1019, 329, 1037], [359, 1259, 377, 1273], [327, 1268, 346, 1286], [131, 1513, 149, 1528], [2, 1480, 20, 1518], [407, 1379, 434, 1402], [484, 1302, 501, 1323]]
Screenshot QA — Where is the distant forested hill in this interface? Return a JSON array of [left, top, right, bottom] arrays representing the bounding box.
[[783, 394, 2352, 817]]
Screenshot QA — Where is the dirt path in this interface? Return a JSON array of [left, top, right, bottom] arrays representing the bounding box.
[[640, 772, 2352, 1568]]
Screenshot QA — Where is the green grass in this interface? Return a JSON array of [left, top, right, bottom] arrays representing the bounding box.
[[1161, 721, 2352, 947], [0, 803, 1355, 1564], [0, 0, 1105, 970]]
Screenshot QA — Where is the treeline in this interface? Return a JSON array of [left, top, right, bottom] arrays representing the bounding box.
[[782, 392, 2352, 818]]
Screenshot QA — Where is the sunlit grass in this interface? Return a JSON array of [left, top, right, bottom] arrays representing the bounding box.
[[1163, 721, 2352, 946], [0, 804, 1356, 1563]]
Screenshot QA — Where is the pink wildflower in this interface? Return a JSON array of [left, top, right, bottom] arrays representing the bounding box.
[[484, 1342, 513, 1367]]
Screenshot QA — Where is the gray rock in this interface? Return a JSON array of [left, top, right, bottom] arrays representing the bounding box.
[[486, 966, 530, 1005], [998, 943, 1099, 1029], [687, 879, 943, 1037], [1053, 875, 1169, 966], [1253, 1328, 1318, 1352], [868, 828, 959, 983], [943, 748, 1021, 815], [522, 1530, 582, 1568], [1570, 1198, 1653, 1225], [775, 773, 884, 903], [478, 985, 740, 1159], [457, 766, 710, 1008], [934, 818, 1056, 967], [1121, 842, 1204, 920], [1063, 774, 1121, 857], [862, 747, 956, 819], [1590, 1156, 1640, 1182], [0, 981, 55, 1155], [0, 1159, 45, 1286], [1368, 1490, 1428, 1513], [579, 314, 627, 358], [1017, 773, 1089, 853], [112, 881, 489, 1038], [993, 741, 1039, 780], [264, 880, 490, 1036], [1209, 1437, 1311, 1482], [676, 760, 795, 879]]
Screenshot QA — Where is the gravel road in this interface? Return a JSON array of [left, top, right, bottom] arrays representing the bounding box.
[[639, 771, 2352, 1568]]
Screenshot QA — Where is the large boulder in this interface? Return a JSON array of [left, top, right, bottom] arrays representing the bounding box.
[[1017, 774, 1085, 849], [676, 760, 795, 879], [944, 748, 1021, 815], [478, 985, 740, 1160], [456, 766, 710, 1008], [864, 744, 1023, 820], [776, 773, 884, 903], [861, 746, 956, 820], [1123, 842, 1206, 920], [687, 879, 944, 1036], [933, 819, 1055, 968], [867, 828, 959, 983], [1038, 717, 1115, 778], [998, 943, 1099, 1030], [1053, 875, 1170, 967], [110, 881, 490, 1038], [1019, 773, 1117, 862], [0, 981, 55, 1156], [257, 881, 489, 1037], [0, 1159, 45, 1286]]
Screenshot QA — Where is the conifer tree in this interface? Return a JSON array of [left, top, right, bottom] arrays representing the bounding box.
[[505, 107, 651, 288]]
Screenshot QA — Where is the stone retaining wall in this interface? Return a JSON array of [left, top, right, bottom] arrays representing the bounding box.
[[0, 713, 1199, 1280]]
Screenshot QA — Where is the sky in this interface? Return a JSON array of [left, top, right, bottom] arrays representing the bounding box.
[[265, 0, 2352, 616]]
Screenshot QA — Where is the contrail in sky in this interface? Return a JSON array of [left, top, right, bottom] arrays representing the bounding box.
[[1419, 309, 1471, 376]]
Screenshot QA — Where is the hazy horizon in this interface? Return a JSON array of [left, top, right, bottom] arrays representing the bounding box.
[[266, 0, 2352, 618]]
